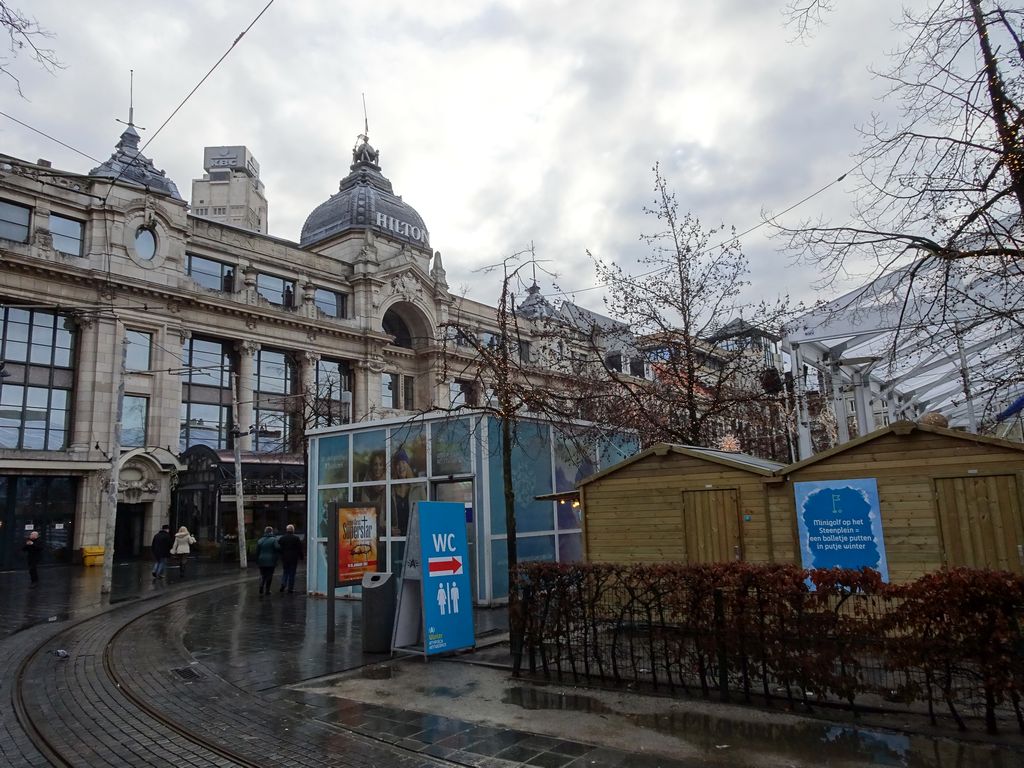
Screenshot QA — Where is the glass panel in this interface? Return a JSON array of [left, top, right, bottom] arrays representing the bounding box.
[[134, 227, 156, 260], [187, 338, 228, 387], [554, 430, 597, 492], [391, 482, 425, 537], [188, 254, 232, 291], [389, 539, 405, 577], [50, 215, 83, 256], [317, 435, 349, 485], [491, 535, 556, 599], [354, 485, 386, 536], [558, 532, 583, 562], [123, 395, 148, 447], [316, 487, 348, 539], [352, 430, 386, 482], [0, 384, 23, 406], [430, 418, 472, 476], [556, 498, 583, 531], [600, 432, 640, 468], [125, 330, 152, 371], [314, 288, 339, 317], [0, 200, 30, 241], [487, 417, 554, 535], [391, 422, 426, 478], [256, 349, 290, 394]]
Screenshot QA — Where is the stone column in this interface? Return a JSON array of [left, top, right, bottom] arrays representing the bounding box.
[[299, 350, 320, 426], [69, 316, 97, 455], [236, 340, 259, 451]]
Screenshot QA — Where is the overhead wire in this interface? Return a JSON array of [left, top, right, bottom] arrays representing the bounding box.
[[544, 166, 857, 300]]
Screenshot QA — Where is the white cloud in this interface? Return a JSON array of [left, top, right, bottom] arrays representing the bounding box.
[[3, 0, 917, 312]]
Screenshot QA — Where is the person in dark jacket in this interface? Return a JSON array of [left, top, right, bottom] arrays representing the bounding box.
[[151, 524, 173, 579], [22, 530, 42, 587], [276, 524, 304, 594], [255, 526, 279, 595]]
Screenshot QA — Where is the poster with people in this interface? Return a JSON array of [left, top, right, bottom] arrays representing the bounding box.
[[794, 478, 889, 583], [337, 506, 378, 585]]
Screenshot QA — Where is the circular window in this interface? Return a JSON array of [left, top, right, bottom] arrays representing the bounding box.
[[134, 227, 157, 261]]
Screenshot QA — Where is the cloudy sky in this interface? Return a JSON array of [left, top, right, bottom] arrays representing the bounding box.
[[2, 0, 915, 313]]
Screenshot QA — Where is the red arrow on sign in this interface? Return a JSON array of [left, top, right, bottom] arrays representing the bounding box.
[[428, 556, 463, 577]]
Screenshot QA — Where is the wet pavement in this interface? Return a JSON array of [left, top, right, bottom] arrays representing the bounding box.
[[1, 561, 1023, 767]]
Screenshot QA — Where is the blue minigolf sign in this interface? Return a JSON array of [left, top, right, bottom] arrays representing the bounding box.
[[794, 478, 889, 582], [418, 501, 474, 655]]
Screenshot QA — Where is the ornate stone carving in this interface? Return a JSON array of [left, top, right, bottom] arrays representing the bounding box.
[[237, 339, 260, 357], [387, 270, 423, 303]]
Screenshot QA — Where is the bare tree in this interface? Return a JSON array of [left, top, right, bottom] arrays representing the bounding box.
[[776, 0, 1024, 427], [780, 1, 1023, 275], [1, 2, 63, 96], [572, 164, 794, 458]]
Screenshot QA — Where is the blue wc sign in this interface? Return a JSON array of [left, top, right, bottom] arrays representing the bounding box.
[[394, 501, 474, 656]]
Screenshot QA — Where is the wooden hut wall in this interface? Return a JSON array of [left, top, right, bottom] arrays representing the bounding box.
[[582, 451, 774, 565], [768, 429, 1024, 582]]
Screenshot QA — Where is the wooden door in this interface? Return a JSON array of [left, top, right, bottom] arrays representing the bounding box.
[[682, 488, 742, 564], [934, 475, 1024, 574]]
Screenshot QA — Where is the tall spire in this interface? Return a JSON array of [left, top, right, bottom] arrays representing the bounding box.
[[89, 71, 181, 200]]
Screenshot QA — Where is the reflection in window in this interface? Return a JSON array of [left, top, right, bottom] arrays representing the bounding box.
[[134, 226, 156, 260], [123, 395, 148, 447], [313, 358, 352, 428], [254, 348, 295, 452], [0, 307, 74, 450], [449, 380, 476, 407], [50, 214, 84, 256], [187, 254, 234, 292], [256, 273, 295, 307], [179, 401, 229, 450], [381, 373, 398, 409], [0, 199, 30, 242], [314, 288, 348, 318], [180, 336, 232, 451], [125, 330, 152, 372]]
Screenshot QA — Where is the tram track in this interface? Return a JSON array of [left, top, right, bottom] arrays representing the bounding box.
[[9, 580, 461, 768]]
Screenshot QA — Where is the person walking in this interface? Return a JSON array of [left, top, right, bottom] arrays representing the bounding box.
[[255, 526, 279, 595], [22, 530, 42, 588], [276, 524, 304, 594], [172, 526, 196, 579], [151, 524, 173, 579]]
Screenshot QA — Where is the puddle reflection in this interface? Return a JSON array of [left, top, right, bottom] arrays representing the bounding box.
[[503, 686, 1021, 767]]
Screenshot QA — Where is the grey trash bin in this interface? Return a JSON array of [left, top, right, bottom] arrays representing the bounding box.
[[361, 572, 397, 653]]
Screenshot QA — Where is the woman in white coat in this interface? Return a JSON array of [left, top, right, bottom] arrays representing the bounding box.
[[171, 526, 197, 579]]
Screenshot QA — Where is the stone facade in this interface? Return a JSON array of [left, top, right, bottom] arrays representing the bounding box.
[[0, 130, 513, 564]]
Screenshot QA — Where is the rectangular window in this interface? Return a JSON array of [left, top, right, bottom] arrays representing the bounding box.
[[182, 337, 230, 388], [313, 358, 352, 427], [381, 373, 398, 409], [0, 306, 74, 450], [629, 357, 645, 377], [449, 379, 476, 407], [50, 214, 84, 256], [187, 254, 235, 292], [123, 395, 148, 447], [256, 273, 295, 307], [314, 288, 348, 318], [519, 340, 531, 364], [212, 206, 227, 216], [255, 348, 293, 396], [179, 402, 230, 452], [124, 330, 152, 372], [0, 200, 30, 242]]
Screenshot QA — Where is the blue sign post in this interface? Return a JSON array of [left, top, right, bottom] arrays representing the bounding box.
[[393, 500, 474, 656]]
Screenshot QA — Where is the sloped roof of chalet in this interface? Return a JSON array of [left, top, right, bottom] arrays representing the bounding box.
[[774, 420, 1024, 478], [578, 442, 784, 488]]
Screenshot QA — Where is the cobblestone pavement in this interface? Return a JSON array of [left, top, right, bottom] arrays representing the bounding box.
[[5, 562, 1020, 767], [0, 562, 707, 767]]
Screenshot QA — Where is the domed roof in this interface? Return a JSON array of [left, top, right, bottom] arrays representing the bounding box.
[[300, 135, 429, 250]]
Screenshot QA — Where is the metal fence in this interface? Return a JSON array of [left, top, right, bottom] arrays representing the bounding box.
[[511, 563, 1024, 734]]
